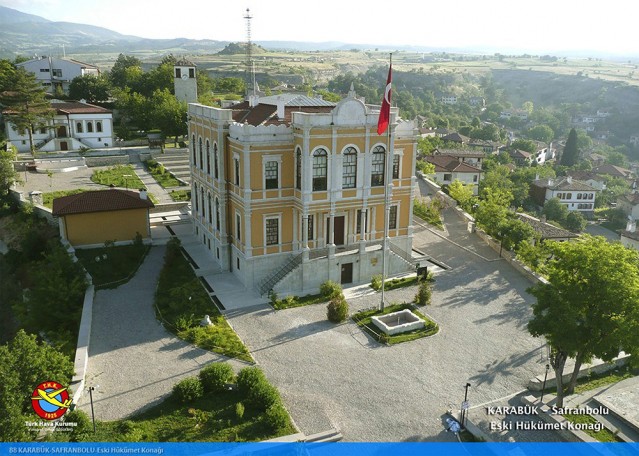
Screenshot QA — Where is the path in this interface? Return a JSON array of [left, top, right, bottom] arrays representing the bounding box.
[[78, 246, 245, 421], [130, 157, 174, 204]]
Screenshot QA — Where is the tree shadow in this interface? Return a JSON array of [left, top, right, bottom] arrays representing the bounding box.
[[469, 347, 540, 386]]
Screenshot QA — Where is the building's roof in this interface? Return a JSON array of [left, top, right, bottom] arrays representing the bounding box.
[[433, 149, 485, 159], [52, 189, 154, 216], [425, 155, 482, 174], [175, 58, 196, 66], [230, 95, 336, 126], [51, 100, 111, 115], [618, 192, 639, 206], [16, 56, 98, 69], [509, 149, 532, 159], [592, 164, 633, 179], [531, 177, 597, 192], [517, 213, 579, 240], [441, 132, 470, 143], [566, 170, 599, 181]]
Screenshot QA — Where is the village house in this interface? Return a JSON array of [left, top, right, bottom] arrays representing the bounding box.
[[17, 56, 99, 95], [432, 148, 486, 169], [620, 220, 639, 250], [616, 192, 639, 220], [423, 154, 482, 195], [4, 100, 113, 153], [529, 176, 599, 215], [187, 88, 418, 294]]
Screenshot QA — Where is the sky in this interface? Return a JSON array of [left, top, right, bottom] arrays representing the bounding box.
[[3, 0, 639, 56]]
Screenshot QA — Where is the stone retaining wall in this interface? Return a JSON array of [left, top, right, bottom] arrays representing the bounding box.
[[85, 155, 130, 167]]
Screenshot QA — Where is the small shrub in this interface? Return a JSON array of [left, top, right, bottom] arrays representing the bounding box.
[[415, 281, 432, 306], [172, 376, 204, 403], [175, 314, 196, 331], [264, 403, 289, 432], [269, 290, 278, 307], [118, 420, 136, 434], [237, 367, 267, 396], [247, 381, 281, 411], [64, 409, 91, 441], [371, 274, 382, 291], [320, 280, 342, 300], [235, 402, 245, 420], [199, 362, 234, 392], [283, 295, 298, 307], [133, 232, 144, 247], [327, 296, 349, 323]]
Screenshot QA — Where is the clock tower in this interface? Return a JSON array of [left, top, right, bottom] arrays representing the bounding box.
[[174, 58, 198, 103]]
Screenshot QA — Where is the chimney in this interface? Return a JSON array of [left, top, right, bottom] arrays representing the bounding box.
[[547, 178, 555, 187], [626, 219, 636, 233], [276, 96, 285, 120], [139, 189, 147, 200], [566, 176, 573, 184], [248, 94, 259, 108]]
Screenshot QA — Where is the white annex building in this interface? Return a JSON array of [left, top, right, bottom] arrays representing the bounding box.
[[17, 57, 100, 95], [4, 100, 113, 153]]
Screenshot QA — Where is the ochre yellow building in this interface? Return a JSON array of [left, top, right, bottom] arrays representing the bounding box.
[[53, 189, 153, 247], [188, 89, 418, 294]]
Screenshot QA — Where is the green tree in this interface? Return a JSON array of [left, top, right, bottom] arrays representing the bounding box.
[[148, 89, 188, 146], [510, 139, 537, 153], [497, 217, 537, 251], [109, 54, 142, 89], [447, 179, 475, 211], [528, 236, 639, 407], [560, 128, 579, 166], [0, 67, 53, 155], [475, 187, 513, 236], [565, 211, 587, 232], [0, 330, 74, 441], [0, 149, 18, 197], [68, 74, 111, 103], [0, 59, 17, 92], [543, 197, 569, 223], [528, 125, 554, 143]]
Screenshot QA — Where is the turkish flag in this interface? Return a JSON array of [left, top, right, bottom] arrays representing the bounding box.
[[377, 64, 392, 135]]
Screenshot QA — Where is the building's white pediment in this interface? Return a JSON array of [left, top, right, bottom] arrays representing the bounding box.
[[332, 98, 367, 126]]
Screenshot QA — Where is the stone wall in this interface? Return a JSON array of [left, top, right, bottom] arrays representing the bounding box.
[[85, 155, 130, 167]]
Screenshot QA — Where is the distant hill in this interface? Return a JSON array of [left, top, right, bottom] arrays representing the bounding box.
[[217, 42, 266, 55]]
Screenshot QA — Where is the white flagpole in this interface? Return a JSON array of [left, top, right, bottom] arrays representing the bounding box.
[[380, 53, 392, 312]]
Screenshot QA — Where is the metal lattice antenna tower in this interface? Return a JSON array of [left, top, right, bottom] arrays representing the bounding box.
[[244, 8, 256, 96]]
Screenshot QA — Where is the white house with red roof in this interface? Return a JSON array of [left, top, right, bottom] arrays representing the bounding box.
[[4, 99, 113, 153], [423, 154, 482, 194]]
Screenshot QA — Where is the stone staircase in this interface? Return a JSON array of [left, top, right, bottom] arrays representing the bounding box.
[[152, 149, 191, 184], [257, 252, 304, 296]]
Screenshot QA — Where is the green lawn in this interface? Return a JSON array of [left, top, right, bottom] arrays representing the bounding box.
[[42, 189, 88, 208], [91, 165, 146, 189], [75, 244, 150, 289], [156, 240, 253, 363], [271, 292, 327, 310], [170, 189, 191, 202], [51, 385, 296, 442], [413, 199, 444, 229], [562, 414, 623, 442], [145, 159, 183, 188], [370, 275, 419, 292], [352, 303, 439, 344]]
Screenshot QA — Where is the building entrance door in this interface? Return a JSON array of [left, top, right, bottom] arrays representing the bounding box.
[[57, 126, 67, 137], [341, 262, 353, 284], [60, 141, 68, 151], [326, 216, 345, 246]]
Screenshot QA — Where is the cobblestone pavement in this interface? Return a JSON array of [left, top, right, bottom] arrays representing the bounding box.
[[78, 246, 246, 420], [227, 208, 552, 441]]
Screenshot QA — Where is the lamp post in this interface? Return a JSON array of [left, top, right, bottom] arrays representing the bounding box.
[[461, 382, 471, 428], [540, 364, 550, 403], [88, 385, 97, 433]]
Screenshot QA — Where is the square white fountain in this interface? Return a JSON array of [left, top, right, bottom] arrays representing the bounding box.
[[371, 309, 425, 335]]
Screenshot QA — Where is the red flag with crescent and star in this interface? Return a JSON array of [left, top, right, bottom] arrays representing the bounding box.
[[377, 63, 392, 135]]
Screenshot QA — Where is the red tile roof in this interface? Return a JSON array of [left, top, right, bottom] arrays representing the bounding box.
[[52, 189, 153, 216], [52, 101, 111, 115], [425, 155, 482, 173]]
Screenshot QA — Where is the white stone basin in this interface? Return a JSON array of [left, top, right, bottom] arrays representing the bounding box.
[[371, 309, 425, 335]]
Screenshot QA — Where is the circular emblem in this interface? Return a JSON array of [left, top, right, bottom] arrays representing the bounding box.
[[31, 381, 71, 420], [181, 73, 189, 80]]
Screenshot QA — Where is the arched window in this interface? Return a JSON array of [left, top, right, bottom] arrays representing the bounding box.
[[342, 146, 357, 189], [312, 148, 327, 191], [371, 145, 385, 187], [215, 197, 220, 231], [214, 143, 219, 179], [207, 193, 212, 224], [96, 121, 102, 133], [295, 147, 302, 190], [76, 122, 83, 133], [194, 183, 199, 212], [192, 134, 196, 165], [201, 187, 205, 218], [87, 122, 93, 133], [198, 137, 203, 171], [205, 140, 211, 175]]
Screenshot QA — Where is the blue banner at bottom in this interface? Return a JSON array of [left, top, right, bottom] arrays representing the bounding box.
[[1, 443, 638, 456]]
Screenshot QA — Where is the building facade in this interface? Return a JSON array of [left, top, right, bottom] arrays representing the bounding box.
[[530, 176, 599, 214], [188, 91, 418, 294], [17, 57, 99, 95], [5, 100, 113, 153]]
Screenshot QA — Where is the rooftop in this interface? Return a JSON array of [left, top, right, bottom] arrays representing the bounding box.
[[230, 95, 336, 126], [531, 177, 597, 192], [517, 213, 579, 240], [424, 155, 482, 174], [52, 189, 154, 216]]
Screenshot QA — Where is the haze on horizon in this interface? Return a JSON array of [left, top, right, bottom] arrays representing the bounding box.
[[2, 0, 638, 57]]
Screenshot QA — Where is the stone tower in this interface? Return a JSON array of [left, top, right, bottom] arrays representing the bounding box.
[[173, 58, 198, 104]]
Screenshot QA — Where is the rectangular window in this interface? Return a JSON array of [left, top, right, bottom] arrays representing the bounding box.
[[392, 155, 400, 179], [40, 68, 50, 72], [266, 218, 279, 246], [189, 68, 195, 78], [389, 206, 398, 230], [343, 152, 357, 188], [236, 213, 241, 241], [265, 161, 278, 189], [52, 69, 62, 77], [307, 215, 314, 240], [443, 173, 452, 182], [356, 209, 368, 234], [371, 154, 385, 187], [175, 68, 181, 78], [473, 174, 478, 183], [234, 158, 240, 186]]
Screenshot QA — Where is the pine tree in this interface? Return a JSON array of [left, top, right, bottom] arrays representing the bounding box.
[[560, 128, 579, 166], [0, 67, 53, 156]]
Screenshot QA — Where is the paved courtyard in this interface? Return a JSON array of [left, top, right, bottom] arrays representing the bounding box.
[[225, 208, 551, 441]]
